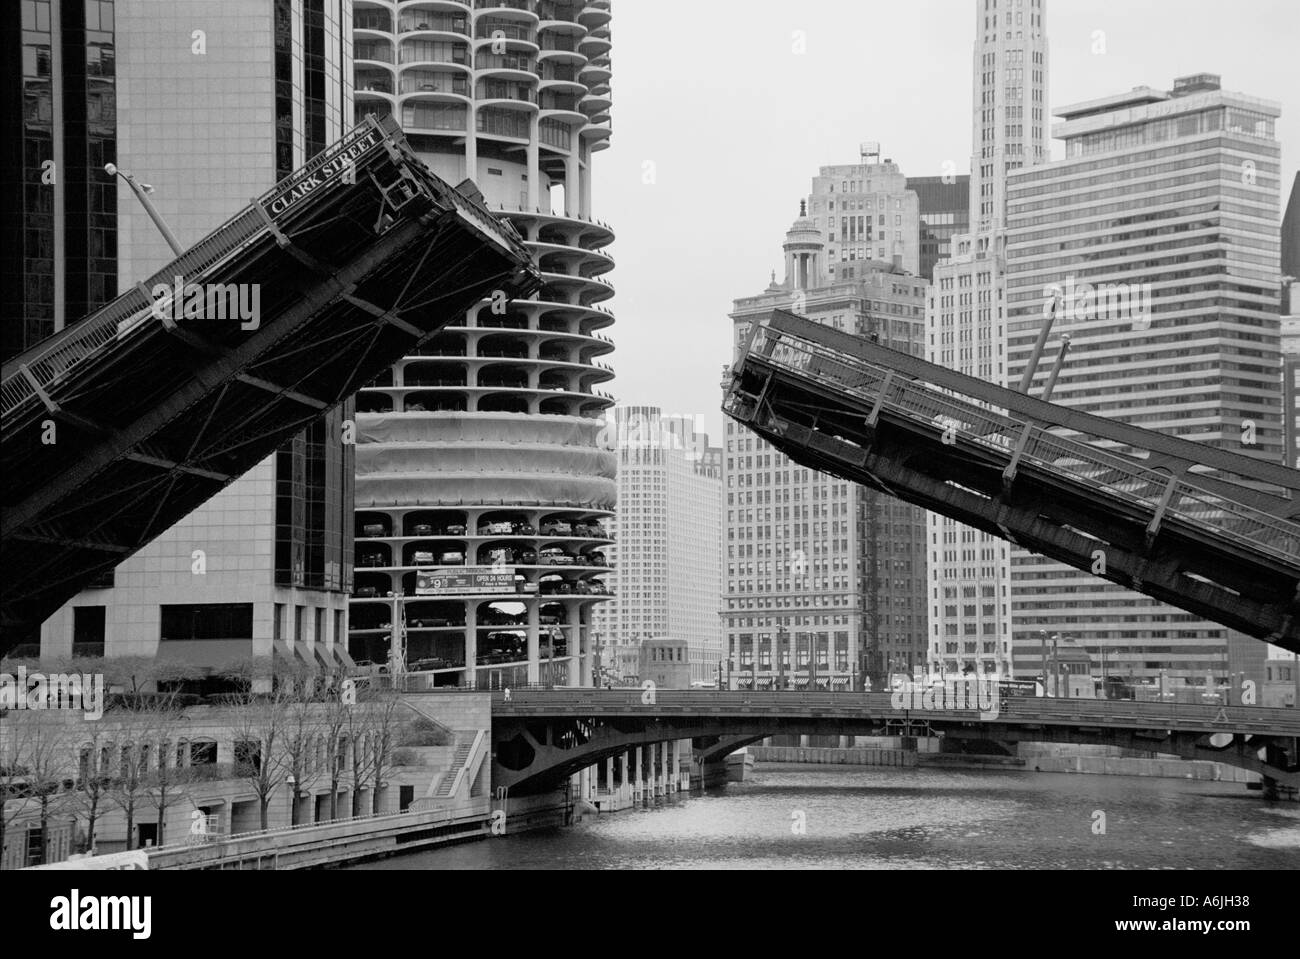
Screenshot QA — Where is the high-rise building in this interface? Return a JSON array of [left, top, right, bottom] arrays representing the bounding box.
[[724, 204, 929, 691], [3, 0, 118, 359], [1281, 172, 1300, 283], [1003, 74, 1285, 693], [910, 174, 971, 281], [806, 146, 922, 281], [1285, 179, 1299, 469], [969, 0, 1050, 233], [347, 0, 616, 688], [36, 0, 356, 676], [591, 407, 722, 685], [1283, 280, 1299, 469], [924, 232, 1015, 679], [923, 0, 1049, 678]]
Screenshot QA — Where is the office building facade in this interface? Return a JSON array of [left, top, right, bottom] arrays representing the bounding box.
[[1003, 74, 1285, 693], [970, 0, 1050, 234], [924, 231, 1015, 679], [347, 0, 617, 688], [3, 0, 118, 359], [724, 205, 929, 691], [910, 174, 971, 282], [922, 0, 1049, 679], [591, 407, 723, 685], [806, 148, 922, 281], [37, 0, 356, 676]]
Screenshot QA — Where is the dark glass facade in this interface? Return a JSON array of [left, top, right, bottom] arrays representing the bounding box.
[[2, 0, 116, 360], [1283, 172, 1300, 284], [909, 175, 969, 282], [61, 0, 116, 322], [160, 603, 254, 641], [272, 0, 354, 595]]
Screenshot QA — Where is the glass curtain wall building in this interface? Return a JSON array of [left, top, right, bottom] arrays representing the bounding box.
[[35, 0, 356, 678]]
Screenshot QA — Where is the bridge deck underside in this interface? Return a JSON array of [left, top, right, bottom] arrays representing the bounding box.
[[2, 142, 538, 642], [726, 356, 1300, 652]]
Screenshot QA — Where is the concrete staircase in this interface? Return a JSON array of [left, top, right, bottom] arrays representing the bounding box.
[[433, 732, 477, 799]]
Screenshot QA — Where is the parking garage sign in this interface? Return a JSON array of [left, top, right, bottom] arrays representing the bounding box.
[[417, 567, 516, 596]]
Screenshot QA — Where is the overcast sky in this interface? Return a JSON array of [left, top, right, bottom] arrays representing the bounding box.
[[591, 0, 1300, 442]]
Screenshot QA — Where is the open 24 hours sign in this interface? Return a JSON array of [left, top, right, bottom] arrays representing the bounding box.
[[416, 567, 517, 596]]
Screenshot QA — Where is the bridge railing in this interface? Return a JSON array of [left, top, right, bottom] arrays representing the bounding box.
[[490, 689, 1300, 733], [738, 325, 1300, 565], [0, 116, 403, 422]]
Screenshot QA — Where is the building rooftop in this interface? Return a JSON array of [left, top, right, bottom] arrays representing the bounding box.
[[1055, 86, 1169, 121]]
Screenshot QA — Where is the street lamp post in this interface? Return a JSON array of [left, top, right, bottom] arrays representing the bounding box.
[[104, 163, 184, 256]]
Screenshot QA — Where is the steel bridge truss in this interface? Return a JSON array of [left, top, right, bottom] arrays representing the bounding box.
[[1, 115, 541, 645], [722, 310, 1300, 652]]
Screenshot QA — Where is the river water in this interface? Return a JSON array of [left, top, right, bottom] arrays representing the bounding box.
[[349, 765, 1300, 870]]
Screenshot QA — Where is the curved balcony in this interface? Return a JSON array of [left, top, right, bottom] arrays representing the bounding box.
[[509, 208, 615, 249], [473, 18, 539, 51], [531, 241, 614, 277], [578, 32, 611, 58], [354, 9, 397, 39], [579, 90, 612, 119], [537, 31, 588, 66], [580, 58, 611, 84], [475, 78, 536, 104], [578, 4, 611, 30], [396, 7, 470, 37], [355, 68, 398, 110], [401, 101, 470, 134], [472, 0, 538, 21], [399, 0, 471, 13], [474, 50, 539, 82], [399, 37, 472, 68], [539, 270, 614, 307], [399, 69, 471, 104], [537, 16, 587, 41], [355, 39, 397, 66], [580, 117, 612, 148], [475, 105, 533, 141]]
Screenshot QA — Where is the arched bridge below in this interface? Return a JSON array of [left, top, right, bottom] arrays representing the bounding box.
[[490, 690, 1300, 797]]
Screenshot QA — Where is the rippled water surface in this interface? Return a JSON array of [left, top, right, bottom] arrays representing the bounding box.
[[350, 765, 1300, 870]]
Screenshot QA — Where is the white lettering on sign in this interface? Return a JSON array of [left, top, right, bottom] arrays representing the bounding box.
[[266, 132, 381, 217]]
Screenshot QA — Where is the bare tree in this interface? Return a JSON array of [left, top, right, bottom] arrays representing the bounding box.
[[321, 691, 352, 821], [0, 712, 80, 862], [69, 719, 116, 854], [142, 688, 194, 848], [106, 727, 148, 851], [221, 663, 294, 831], [0, 715, 77, 867], [366, 691, 408, 816], [344, 688, 375, 818], [280, 676, 324, 826]]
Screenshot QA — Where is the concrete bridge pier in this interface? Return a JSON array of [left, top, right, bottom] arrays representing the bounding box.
[[1262, 740, 1299, 801], [634, 746, 645, 803]]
